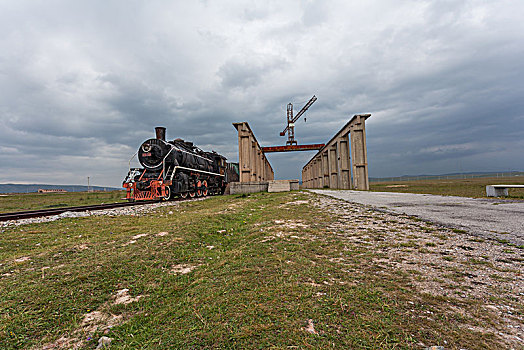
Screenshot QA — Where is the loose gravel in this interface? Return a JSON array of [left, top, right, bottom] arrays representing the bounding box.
[[0, 198, 207, 228], [311, 190, 524, 245], [310, 192, 523, 347]]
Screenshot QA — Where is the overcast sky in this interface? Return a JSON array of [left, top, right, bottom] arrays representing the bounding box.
[[1, 0, 523, 187]]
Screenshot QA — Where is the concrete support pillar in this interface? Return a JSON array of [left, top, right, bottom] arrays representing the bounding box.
[[238, 126, 251, 182], [336, 141, 342, 189], [312, 160, 316, 188], [261, 153, 266, 180], [338, 136, 351, 189], [313, 162, 316, 187], [346, 137, 353, 189], [250, 140, 257, 181], [308, 164, 312, 188], [350, 115, 369, 190], [329, 144, 338, 188], [322, 151, 329, 188], [256, 150, 264, 181], [316, 159, 321, 188], [306, 165, 310, 188], [310, 165, 313, 188], [320, 160, 323, 188], [303, 166, 308, 188], [314, 159, 319, 188]]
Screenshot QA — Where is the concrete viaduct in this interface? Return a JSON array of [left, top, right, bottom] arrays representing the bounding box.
[[232, 114, 370, 191]]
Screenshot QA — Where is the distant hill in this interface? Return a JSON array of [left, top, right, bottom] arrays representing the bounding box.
[[0, 184, 122, 194]]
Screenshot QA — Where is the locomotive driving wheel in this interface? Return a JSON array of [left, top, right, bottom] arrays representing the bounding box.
[[180, 192, 188, 199], [202, 180, 208, 196], [162, 186, 172, 201], [196, 180, 202, 197]]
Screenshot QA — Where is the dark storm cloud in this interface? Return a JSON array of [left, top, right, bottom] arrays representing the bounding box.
[[0, 0, 523, 186]]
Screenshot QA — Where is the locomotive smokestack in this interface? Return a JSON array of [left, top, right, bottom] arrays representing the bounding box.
[[155, 127, 166, 141]]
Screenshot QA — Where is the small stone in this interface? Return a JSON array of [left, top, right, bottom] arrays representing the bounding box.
[[425, 346, 444, 350], [171, 264, 199, 274], [304, 319, 319, 335], [96, 336, 112, 349], [15, 256, 31, 263], [114, 289, 141, 305]]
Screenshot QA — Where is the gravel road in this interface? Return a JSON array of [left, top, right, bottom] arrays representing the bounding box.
[[310, 190, 524, 245]]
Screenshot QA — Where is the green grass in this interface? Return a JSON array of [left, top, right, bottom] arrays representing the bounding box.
[[0, 192, 510, 349], [370, 176, 524, 198], [0, 191, 126, 213]]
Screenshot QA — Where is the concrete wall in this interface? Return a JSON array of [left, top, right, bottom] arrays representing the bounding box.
[[302, 114, 371, 190], [268, 179, 300, 193], [229, 179, 299, 194], [229, 181, 269, 194]]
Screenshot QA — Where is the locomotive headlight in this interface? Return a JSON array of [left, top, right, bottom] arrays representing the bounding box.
[[142, 143, 152, 152]]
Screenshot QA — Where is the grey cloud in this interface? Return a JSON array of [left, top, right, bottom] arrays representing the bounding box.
[[0, 0, 523, 186], [218, 56, 289, 90], [301, 0, 328, 26]]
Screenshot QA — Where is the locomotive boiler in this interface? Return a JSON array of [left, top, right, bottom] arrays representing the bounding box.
[[123, 127, 237, 201]]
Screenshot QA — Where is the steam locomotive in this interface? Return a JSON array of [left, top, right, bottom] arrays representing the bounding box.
[[123, 127, 238, 201]]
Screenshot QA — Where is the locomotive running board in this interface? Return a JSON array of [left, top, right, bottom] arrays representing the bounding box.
[[169, 166, 224, 181]]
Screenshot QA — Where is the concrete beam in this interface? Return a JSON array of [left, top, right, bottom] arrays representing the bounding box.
[[262, 144, 325, 153]]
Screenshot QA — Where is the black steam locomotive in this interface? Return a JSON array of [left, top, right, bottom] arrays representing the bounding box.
[[123, 127, 238, 201]]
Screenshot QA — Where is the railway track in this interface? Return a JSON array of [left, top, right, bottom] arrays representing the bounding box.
[[0, 201, 159, 222]]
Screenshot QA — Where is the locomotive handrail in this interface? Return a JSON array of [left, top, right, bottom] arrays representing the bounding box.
[[142, 144, 176, 170], [160, 146, 176, 179], [128, 150, 139, 170]]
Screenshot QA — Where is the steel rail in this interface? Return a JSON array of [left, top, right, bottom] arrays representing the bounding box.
[[0, 201, 159, 222]]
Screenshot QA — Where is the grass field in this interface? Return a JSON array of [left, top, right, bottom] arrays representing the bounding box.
[[1, 175, 522, 215], [0, 191, 126, 213], [0, 191, 521, 349], [370, 176, 524, 198]]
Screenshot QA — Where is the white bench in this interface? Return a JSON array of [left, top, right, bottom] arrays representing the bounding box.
[[486, 184, 524, 197]]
